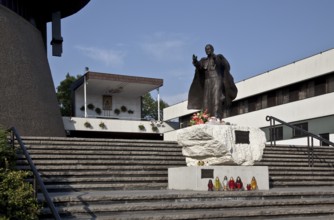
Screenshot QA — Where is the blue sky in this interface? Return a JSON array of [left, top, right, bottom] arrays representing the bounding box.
[[47, 0, 334, 105]]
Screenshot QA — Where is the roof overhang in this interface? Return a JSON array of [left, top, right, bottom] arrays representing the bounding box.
[[71, 71, 163, 98], [30, 0, 91, 21]]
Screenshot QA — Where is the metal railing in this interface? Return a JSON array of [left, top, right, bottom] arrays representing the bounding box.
[[8, 127, 61, 220], [266, 116, 334, 167]]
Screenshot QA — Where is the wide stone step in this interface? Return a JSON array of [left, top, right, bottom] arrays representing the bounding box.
[[17, 154, 185, 161], [44, 188, 334, 204], [271, 181, 334, 187], [41, 176, 167, 183], [265, 146, 334, 151], [39, 189, 334, 219], [21, 138, 179, 148], [268, 166, 334, 171], [43, 198, 334, 213], [24, 145, 182, 152], [256, 161, 334, 167], [271, 176, 334, 181], [263, 153, 334, 159], [269, 170, 334, 176], [260, 157, 334, 162], [265, 145, 334, 150], [22, 149, 183, 155], [16, 164, 179, 171], [44, 182, 167, 192], [17, 159, 186, 166], [38, 170, 168, 177], [264, 149, 334, 154], [53, 206, 334, 220]]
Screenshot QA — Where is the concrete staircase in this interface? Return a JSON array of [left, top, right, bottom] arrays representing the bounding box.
[[17, 137, 185, 192], [16, 137, 334, 219], [255, 144, 334, 188]]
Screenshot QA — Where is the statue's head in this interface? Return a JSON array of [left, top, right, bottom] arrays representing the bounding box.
[[205, 44, 214, 56]]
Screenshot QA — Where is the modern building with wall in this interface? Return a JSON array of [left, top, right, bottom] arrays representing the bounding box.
[[163, 48, 334, 145]]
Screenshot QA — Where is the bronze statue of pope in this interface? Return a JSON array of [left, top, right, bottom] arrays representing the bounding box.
[[187, 44, 238, 120]]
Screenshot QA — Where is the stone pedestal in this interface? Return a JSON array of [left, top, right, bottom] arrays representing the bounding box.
[[177, 124, 266, 166], [168, 166, 269, 191]]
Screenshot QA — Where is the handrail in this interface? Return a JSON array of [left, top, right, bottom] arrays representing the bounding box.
[[266, 116, 334, 167], [8, 127, 61, 220]]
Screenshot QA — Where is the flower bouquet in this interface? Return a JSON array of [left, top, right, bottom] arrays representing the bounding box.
[[190, 109, 210, 125]]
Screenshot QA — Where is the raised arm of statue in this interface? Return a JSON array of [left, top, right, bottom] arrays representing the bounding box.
[[192, 54, 200, 68]]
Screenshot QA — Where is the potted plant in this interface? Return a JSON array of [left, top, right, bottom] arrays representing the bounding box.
[[114, 108, 120, 115], [87, 103, 95, 110], [128, 110, 134, 114], [99, 121, 106, 129], [151, 125, 159, 132], [120, 105, 127, 112], [138, 124, 145, 131], [84, 121, 92, 128], [95, 107, 102, 115]]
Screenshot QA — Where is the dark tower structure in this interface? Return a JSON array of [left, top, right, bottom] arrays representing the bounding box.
[[0, 0, 90, 136]]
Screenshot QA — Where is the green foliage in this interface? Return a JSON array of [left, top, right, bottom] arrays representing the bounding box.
[[56, 73, 82, 116], [0, 170, 39, 220], [114, 109, 120, 115], [87, 103, 95, 110], [0, 127, 40, 219], [95, 107, 102, 115], [0, 129, 16, 170], [141, 92, 169, 120]]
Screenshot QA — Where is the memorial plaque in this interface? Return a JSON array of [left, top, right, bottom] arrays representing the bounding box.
[[235, 130, 250, 144], [201, 169, 214, 179]]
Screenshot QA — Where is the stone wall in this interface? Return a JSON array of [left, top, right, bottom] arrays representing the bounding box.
[[0, 6, 65, 136]]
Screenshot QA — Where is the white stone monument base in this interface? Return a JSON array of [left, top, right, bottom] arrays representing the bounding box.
[[168, 166, 269, 191]]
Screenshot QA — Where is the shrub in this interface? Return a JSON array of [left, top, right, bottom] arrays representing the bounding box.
[[0, 127, 40, 219], [0, 170, 40, 219], [0, 129, 16, 169]]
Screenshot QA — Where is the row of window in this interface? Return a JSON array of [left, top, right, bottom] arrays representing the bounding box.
[[270, 122, 308, 140], [269, 122, 329, 146], [223, 72, 334, 118]]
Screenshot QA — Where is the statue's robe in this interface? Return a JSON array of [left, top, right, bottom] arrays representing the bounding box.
[[187, 54, 238, 114]]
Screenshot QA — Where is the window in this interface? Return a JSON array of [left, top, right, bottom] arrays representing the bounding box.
[[292, 122, 308, 138], [269, 126, 283, 141], [319, 133, 330, 146], [267, 91, 276, 108], [248, 97, 257, 112], [314, 76, 327, 96], [289, 84, 300, 102]]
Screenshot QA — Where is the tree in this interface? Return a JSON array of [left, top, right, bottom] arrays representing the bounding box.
[[56, 73, 81, 116], [141, 92, 169, 121]]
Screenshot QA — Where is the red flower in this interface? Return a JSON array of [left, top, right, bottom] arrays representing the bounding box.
[[190, 109, 210, 126]]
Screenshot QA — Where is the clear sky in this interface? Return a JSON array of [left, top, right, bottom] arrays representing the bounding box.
[[47, 0, 334, 105]]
